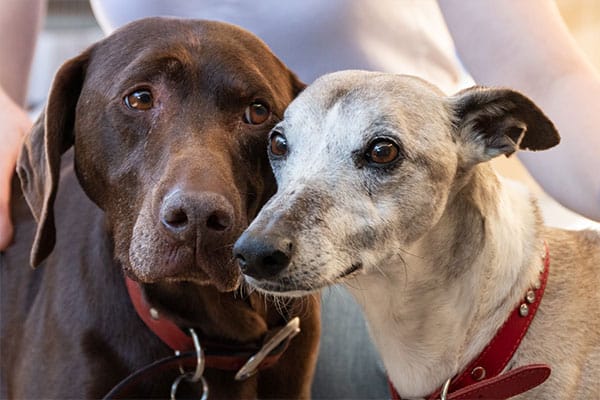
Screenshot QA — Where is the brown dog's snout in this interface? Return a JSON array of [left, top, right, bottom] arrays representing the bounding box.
[[234, 231, 293, 280], [160, 189, 234, 242]]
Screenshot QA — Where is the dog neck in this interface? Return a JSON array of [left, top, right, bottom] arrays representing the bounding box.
[[347, 164, 545, 398]]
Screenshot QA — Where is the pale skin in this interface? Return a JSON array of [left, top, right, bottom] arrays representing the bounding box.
[[0, 0, 598, 250], [438, 0, 600, 222], [0, 0, 45, 249]]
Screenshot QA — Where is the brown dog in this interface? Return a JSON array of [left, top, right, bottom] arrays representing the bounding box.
[[0, 17, 319, 399]]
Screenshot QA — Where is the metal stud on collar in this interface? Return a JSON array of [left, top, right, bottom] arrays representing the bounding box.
[[519, 303, 530, 317], [525, 290, 536, 304], [170, 328, 208, 400]]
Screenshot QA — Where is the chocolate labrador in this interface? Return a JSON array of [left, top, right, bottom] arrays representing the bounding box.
[[0, 17, 319, 399]]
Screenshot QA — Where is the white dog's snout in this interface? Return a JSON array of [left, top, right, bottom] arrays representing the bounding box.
[[234, 230, 293, 280]]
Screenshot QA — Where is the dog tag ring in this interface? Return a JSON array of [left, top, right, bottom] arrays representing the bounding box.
[[170, 328, 208, 400]]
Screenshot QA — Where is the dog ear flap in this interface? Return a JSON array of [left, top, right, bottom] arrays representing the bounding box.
[[17, 50, 90, 267], [450, 86, 560, 164], [289, 71, 307, 97]]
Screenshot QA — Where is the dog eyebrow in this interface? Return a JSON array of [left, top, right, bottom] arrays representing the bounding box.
[[364, 117, 401, 139], [119, 54, 191, 88], [214, 74, 258, 100], [210, 72, 274, 110], [367, 117, 394, 131]]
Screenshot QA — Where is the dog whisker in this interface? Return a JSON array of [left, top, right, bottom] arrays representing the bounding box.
[[372, 263, 391, 281]]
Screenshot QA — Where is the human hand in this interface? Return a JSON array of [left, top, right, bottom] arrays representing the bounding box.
[[0, 89, 31, 250]]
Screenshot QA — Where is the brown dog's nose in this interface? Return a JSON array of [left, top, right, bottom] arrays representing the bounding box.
[[233, 231, 293, 280], [160, 190, 234, 242]]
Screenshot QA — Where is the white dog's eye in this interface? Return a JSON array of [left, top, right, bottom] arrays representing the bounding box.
[[365, 139, 400, 165], [269, 132, 288, 156]]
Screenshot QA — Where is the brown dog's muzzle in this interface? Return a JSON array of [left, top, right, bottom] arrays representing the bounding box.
[[124, 151, 247, 291]]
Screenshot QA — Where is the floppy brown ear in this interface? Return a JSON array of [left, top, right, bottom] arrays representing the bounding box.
[[451, 86, 560, 164], [17, 51, 90, 267], [290, 71, 306, 97]]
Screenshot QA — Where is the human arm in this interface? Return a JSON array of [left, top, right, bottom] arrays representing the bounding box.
[[0, 0, 46, 249], [438, 0, 600, 222]]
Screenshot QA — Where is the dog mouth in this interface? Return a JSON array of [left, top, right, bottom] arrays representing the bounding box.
[[337, 262, 363, 280], [245, 261, 364, 296], [244, 275, 315, 297]]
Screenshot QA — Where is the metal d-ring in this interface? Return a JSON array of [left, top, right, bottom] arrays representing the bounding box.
[[170, 373, 208, 400], [170, 328, 208, 400], [439, 378, 451, 400], [187, 328, 205, 382]]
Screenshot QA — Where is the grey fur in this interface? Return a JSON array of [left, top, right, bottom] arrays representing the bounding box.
[[237, 70, 599, 399]]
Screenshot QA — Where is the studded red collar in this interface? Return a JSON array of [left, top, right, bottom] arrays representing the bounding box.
[[389, 242, 551, 400]]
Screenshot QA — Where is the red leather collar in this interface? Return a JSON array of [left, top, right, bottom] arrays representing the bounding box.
[[125, 276, 292, 372], [390, 242, 551, 400]]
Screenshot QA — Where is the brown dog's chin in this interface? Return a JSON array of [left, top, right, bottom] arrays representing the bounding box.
[[126, 264, 242, 292], [164, 274, 242, 292], [126, 246, 242, 292], [202, 267, 243, 293]]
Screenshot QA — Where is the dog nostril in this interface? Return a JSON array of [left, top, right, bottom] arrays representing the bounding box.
[[262, 250, 290, 275], [206, 211, 231, 231], [235, 254, 248, 272], [233, 235, 293, 279], [162, 208, 189, 229]]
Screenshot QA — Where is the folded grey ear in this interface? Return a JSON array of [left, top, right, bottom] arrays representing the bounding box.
[[16, 50, 90, 267], [450, 86, 560, 164]]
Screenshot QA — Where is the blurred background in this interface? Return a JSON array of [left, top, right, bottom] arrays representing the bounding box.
[[26, 0, 600, 230], [30, 0, 600, 106]]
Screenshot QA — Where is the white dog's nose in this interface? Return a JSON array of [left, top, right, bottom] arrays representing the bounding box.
[[233, 231, 293, 279]]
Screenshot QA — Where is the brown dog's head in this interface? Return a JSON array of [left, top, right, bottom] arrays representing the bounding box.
[[17, 17, 303, 291]]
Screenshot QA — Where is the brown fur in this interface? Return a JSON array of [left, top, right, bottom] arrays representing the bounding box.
[[0, 17, 320, 399]]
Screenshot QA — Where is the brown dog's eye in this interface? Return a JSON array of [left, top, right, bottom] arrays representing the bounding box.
[[366, 139, 400, 165], [244, 102, 271, 125], [269, 132, 288, 156], [124, 90, 153, 111]]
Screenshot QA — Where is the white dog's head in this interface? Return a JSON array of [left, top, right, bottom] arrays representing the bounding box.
[[234, 70, 559, 295]]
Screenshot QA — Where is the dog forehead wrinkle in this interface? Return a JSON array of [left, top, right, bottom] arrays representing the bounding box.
[[90, 18, 288, 106], [116, 52, 193, 88]]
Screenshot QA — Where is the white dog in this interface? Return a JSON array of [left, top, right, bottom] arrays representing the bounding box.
[[234, 71, 600, 399]]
